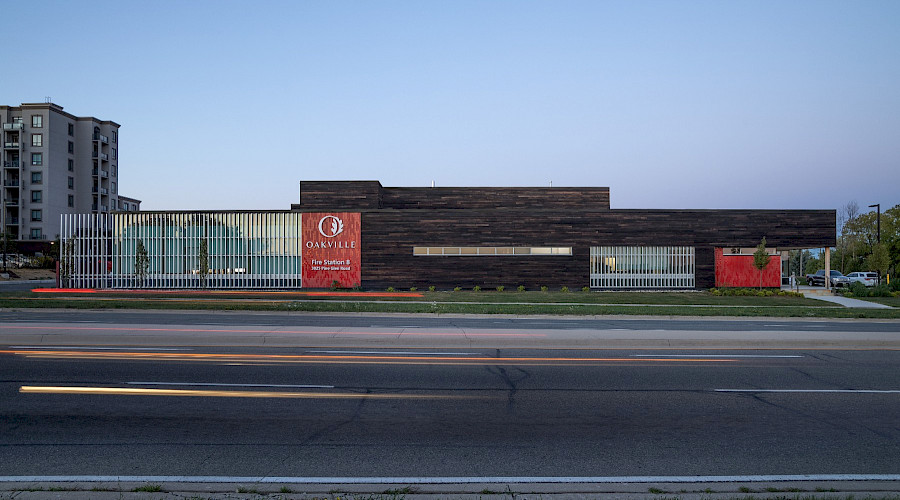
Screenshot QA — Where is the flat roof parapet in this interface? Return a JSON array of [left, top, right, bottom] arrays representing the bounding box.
[[297, 181, 611, 210]]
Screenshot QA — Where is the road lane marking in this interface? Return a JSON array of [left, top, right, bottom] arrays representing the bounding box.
[[716, 389, 900, 393], [634, 354, 803, 358], [127, 382, 335, 389], [19, 386, 473, 399], [2, 474, 900, 483], [3, 350, 739, 364]]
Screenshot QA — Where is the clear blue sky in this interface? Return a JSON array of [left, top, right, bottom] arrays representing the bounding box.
[[3, 0, 898, 211]]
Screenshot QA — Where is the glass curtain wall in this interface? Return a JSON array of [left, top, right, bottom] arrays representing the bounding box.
[[60, 212, 302, 289], [590, 246, 695, 288]]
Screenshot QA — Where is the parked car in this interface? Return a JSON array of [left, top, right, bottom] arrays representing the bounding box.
[[805, 269, 851, 287], [846, 271, 878, 287]]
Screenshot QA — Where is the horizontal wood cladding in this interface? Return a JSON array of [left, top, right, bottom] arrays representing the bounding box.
[[297, 181, 383, 210], [295, 181, 610, 210], [357, 209, 835, 289], [380, 187, 610, 210]]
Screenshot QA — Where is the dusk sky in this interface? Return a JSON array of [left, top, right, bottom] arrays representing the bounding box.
[[3, 0, 898, 211]]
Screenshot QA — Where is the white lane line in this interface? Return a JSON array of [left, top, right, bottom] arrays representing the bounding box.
[[10, 346, 190, 351], [127, 382, 334, 389], [716, 389, 900, 393], [634, 354, 803, 358], [306, 350, 477, 356], [2, 474, 900, 483]]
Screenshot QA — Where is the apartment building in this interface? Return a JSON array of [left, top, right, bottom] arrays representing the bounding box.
[[1, 102, 140, 241]]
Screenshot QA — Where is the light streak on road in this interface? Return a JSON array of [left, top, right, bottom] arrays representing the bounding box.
[[716, 389, 900, 394], [19, 386, 474, 399], [127, 382, 335, 389]]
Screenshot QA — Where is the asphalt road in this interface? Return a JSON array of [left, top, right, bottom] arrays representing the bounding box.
[[1, 311, 899, 481]]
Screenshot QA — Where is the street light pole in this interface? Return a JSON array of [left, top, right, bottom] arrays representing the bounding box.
[[869, 203, 882, 284], [868, 204, 881, 244]]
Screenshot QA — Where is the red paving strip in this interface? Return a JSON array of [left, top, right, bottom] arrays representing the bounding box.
[[30, 288, 423, 298]]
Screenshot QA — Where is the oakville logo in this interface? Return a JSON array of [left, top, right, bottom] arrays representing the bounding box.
[[318, 215, 344, 238]]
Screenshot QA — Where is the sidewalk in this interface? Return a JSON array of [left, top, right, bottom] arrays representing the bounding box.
[[802, 293, 894, 309]]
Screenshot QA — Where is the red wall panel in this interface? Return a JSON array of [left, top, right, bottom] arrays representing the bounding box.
[[714, 248, 780, 288]]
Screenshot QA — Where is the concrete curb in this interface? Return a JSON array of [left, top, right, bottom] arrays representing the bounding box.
[[3, 480, 900, 499]]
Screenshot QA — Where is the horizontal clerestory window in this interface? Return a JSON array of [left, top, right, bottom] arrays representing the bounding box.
[[413, 246, 572, 256]]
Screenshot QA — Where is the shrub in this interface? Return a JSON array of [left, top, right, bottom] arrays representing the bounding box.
[[764, 290, 774, 296], [496, 285, 505, 292], [582, 286, 590, 292], [848, 281, 868, 298], [386, 286, 395, 292], [428, 285, 436, 292], [330, 280, 341, 291], [540, 286, 548, 292], [352, 282, 361, 291], [453, 286, 462, 292], [409, 286, 417, 292], [473, 285, 481, 292], [890, 280, 900, 292], [560, 286, 569, 293], [517, 285, 526, 292], [871, 284, 892, 297]]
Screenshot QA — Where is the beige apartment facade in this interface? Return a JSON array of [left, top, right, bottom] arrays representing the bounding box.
[[1, 102, 140, 242]]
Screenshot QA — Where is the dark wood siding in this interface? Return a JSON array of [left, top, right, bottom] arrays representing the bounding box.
[[355, 209, 835, 289], [381, 187, 610, 210], [293, 182, 835, 289], [295, 182, 610, 210], [296, 181, 383, 210]]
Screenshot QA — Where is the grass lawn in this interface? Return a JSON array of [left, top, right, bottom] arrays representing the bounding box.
[[1, 288, 898, 318], [854, 296, 900, 308]]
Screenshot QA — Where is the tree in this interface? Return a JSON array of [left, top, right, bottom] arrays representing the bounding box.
[[836, 201, 860, 273], [134, 240, 149, 287], [867, 243, 891, 283], [752, 237, 770, 290], [1, 231, 16, 272], [59, 237, 76, 287], [199, 239, 209, 288]]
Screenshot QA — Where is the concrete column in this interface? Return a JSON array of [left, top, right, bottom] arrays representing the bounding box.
[[825, 247, 831, 291]]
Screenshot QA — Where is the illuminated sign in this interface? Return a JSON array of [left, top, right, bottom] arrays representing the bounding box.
[[302, 212, 361, 288]]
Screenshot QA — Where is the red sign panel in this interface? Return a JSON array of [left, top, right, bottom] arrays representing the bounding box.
[[302, 212, 361, 288], [714, 247, 780, 288]]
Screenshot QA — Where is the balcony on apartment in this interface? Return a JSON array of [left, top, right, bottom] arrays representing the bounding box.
[[5, 217, 19, 225], [3, 178, 20, 187], [3, 141, 20, 149], [3, 161, 20, 169], [92, 151, 110, 161], [4, 198, 21, 206], [92, 132, 109, 144], [3, 123, 24, 131]]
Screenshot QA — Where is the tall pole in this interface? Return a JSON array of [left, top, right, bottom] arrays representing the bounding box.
[[868, 203, 881, 244], [869, 203, 882, 284]]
